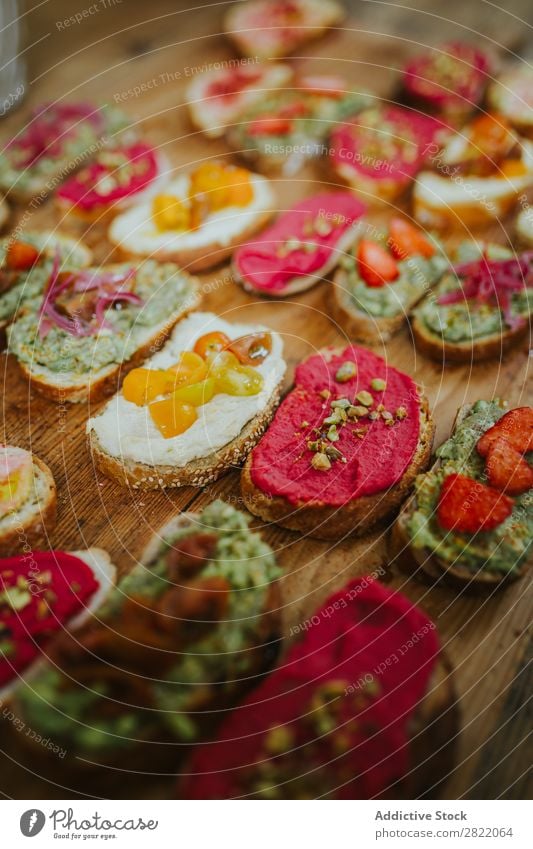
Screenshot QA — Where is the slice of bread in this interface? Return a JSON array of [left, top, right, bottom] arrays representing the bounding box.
[[224, 0, 344, 60], [328, 267, 409, 343], [0, 198, 9, 231], [411, 308, 530, 364], [0, 547, 116, 702], [0, 451, 56, 556], [391, 404, 533, 591], [87, 313, 286, 489], [241, 346, 435, 540]]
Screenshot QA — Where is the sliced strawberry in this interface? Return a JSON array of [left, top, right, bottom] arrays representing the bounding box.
[[388, 218, 435, 259], [5, 240, 40, 270], [248, 116, 292, 136], [357, 240, 399, 288], [477, 408, 533, 458], [485, 438, 533, 496], [437, 472, 514, 534]]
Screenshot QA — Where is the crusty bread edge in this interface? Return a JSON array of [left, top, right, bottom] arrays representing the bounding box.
[[412, 311, 531, 364], [0, 456, 57, 557], [390, 403, 532, 591], [88, 378, 284, 490], [327, 268, 407, 343], [14, 289, 201, 404], [241, 389, 435, 540]]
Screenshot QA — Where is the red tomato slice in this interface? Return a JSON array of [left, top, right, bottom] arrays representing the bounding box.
[[5, 241, 40, 270], [388, 218, 436, 259]]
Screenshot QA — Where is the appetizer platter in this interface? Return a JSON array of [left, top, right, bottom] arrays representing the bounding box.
[[0, 0, 531, 803]]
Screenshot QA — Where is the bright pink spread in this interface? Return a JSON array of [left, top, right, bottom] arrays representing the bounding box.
[[206, 68, 263, 101], [8, 103, 105, 168], [233, 192, 366, 294], [330, 106, 442, 184], [0, 552, 100, 688], [56, 143, 160, 212], [250, 345, 421, 507], [181, 577, 440, 799], [403, 42, 490, 112]]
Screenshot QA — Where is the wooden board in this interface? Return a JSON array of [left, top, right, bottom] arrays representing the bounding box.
[[0, 0, 532, 800]]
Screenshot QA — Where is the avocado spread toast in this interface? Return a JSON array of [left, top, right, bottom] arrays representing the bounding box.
[[11, 501, 281, 784], [393, 400, 533, 590], [412, 244, 533, 362], [7, 259, 200, 403]]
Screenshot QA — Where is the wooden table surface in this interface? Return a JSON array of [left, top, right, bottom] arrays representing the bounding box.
[[0, 0, 532, 799]]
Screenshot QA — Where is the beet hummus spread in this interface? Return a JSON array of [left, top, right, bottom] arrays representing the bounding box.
[[233, 192, 366, 294], [180, 577, 440, 799], [250, 345, 421, 506], [0, 551, 99, 689]]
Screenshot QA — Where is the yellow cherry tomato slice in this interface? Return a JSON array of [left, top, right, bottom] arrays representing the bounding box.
[[149, 398, 198, 439], [152, 194, 189, 232], [215, 366, 264, 396], [228, 332, 272, 365], [194, 331, 231, 359], [123, 368, 177, 406], [172, 377, 216, 407], [167, 351, 208, 386]]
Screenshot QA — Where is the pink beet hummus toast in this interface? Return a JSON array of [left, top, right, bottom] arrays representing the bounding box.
[[232, 192, 366, 297], [241, 344, 434, 538], [179, 576, 457, 799], [329, 105, 445, 202], [56, 142, 165, 221], [403, 41, 491, 120]]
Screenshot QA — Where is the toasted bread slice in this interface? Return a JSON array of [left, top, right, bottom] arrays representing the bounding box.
[[224, 0, 344, 60], [391, 404, 533, 591], [411, 309, 530, 363], [328, 268, 408, 343], [0, 547, 116, 703], [87, 313, 286, 489], [0, 452, 56, 556], [242, 397, 434, 539]]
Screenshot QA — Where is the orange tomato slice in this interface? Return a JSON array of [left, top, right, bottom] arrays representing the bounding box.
[[228, 332, 272, 365], [167, 351, 208, 386], [122, 368, 178, 406], [194, 332, 231, 359], [149, 398, 198, 439], [172, 377, 216, 407]]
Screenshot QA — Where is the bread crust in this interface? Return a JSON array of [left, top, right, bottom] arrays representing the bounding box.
[[88, 378, 284, 489], [0, 456, 57, 556], [390, 404, 533, 591], [411, 311, 530, 364], [327, 268, 407, 343], [111, 209, 274, 273], [241, 395, 435, 540], [15, 290, 201, 404]]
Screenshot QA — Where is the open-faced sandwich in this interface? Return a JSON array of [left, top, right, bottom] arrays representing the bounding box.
[[328, 217, 447, 342], [226, 77, 370, 175], [224, 0, 344, 60], [329, 105, 444, 202], [180, 576, 457, 799], [87, 312, 286, 489], [233, 192, 366, 297], [0, 231, 92, 348], [11, 501, 280, 779], [402, 41, 491, 121], [392, 401, 533, 591], [414, 113, 533, 229], [185, 62, 294, 139], [0, 102, 126, 202], [242, 345, 434, 539], [7, 259, 200, 403], [108, 161, 275, 271], [0, 445, 56, 556], [56, 142, 167, 223], [411, 243, 532, 362], [487, 65, 533, 140], [0, 547, 115, 701]]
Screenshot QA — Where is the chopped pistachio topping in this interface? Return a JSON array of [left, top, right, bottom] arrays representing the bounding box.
[[311, 452, 331, 471], [335, 361, 357, 383], [371, 378, 386, 391], [327, 425, 339, 442], [396, 406, 407, 420], [355, 390, 373, 406]]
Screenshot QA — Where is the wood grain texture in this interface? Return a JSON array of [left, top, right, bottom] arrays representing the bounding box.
[[0, 0, 532, 799]]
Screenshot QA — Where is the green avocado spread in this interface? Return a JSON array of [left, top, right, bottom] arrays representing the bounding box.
[[340, 239, 447, 318], [413, 243, 533, 343], [17, 501, 280, 753], [7, 261, 195, 375], [406, 400, 533, 575]]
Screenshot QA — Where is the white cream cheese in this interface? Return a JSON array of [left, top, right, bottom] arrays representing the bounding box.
[[108, 172, 275, 254], [87, 312, 286, 467]]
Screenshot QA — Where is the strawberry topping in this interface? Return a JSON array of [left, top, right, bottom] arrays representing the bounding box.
[[388, 218, 435, 259], [485, 438, 533, 496], [476, 407, 533, 457], [437, 472, 514, 533], [358, 239, 399, 287]]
